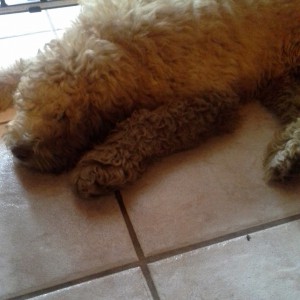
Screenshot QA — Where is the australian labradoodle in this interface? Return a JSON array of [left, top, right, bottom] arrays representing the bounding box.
[[1, 0, 300, 197]]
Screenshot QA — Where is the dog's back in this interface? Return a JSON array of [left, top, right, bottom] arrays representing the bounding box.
[[75, 0, 300, 103]]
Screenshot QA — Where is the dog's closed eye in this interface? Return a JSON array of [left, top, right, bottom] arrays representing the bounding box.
[[56, 111, 68, 121]]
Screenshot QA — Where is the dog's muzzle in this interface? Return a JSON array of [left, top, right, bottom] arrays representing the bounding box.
[[11, 144, 33, 161]]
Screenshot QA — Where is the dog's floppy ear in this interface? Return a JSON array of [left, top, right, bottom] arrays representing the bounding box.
[[0, 59, 30, 111]]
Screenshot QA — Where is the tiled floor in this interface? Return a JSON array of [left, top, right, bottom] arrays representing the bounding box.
[[0, 4, 300, 300]]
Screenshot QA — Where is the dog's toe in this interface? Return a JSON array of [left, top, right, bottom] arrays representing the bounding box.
[[264, 154, 292, 182], [75, 178, 112, 198], [73, 165, 108, 198], [72, 163, 124, 198], [264, 147, 300, 182]]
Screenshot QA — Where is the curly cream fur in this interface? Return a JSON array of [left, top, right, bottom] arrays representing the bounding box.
[[1, 0, 300, 197]]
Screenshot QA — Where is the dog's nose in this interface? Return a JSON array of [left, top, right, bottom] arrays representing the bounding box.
[[11, 145, 33, 161]]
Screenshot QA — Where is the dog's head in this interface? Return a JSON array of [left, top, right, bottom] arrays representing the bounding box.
[[4, 67, 107, 173], [4, 36, 132, 173]]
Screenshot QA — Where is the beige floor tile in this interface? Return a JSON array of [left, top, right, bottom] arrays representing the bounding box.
[[122, 103, 300, 256], [0, 107, 15, 138], [0, 10, 52, 38], [0, 107, 15, 123], [0, 31, 56, 68], [149, 220, 300, 300], [0, 141, 137, 299], [31, 268, 152, 300], [46, 5, 81, 30], [53, 29, 65, 39], [0, 124, 6, 137]]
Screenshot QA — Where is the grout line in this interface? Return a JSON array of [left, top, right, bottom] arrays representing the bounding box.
[[8, 212, 300, 299], [45, 10, 58, 35], [0, 1, 78, 15], [44, 10, 67, 38], [8, 262, 139, 300], [145, 213, 300, 264], [0, 30, 55, 41], [114, 191, 145, 258], [115, 191, 160, 300]]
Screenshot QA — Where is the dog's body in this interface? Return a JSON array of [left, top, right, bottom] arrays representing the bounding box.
[[1, 0, 300, 197]]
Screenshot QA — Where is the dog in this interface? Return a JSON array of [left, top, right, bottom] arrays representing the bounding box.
[[0, 0, 300, 198]]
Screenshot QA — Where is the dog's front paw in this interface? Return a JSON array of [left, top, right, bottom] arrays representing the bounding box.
[[72, 162, 127, 198], [264, 143, 300, 182]]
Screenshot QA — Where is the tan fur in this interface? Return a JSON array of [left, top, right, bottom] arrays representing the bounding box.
[[1, 0, 300, 197]]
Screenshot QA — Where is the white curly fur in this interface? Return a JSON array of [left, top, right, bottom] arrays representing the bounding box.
[[1, 0, 300, 197]]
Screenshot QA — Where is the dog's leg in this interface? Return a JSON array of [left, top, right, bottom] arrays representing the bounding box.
[[261, 75, 300, 181], [260, 75, 300, 124], [0, 59, 27, 111], [72, 94, 239, 197], [264, 118, 300, 181]]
